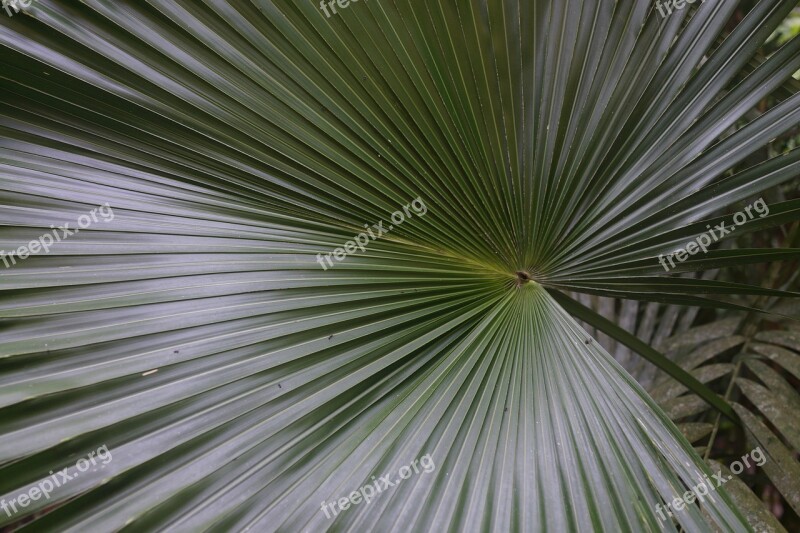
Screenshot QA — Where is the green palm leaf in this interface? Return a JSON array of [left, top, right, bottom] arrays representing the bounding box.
[[1, 0, 798, 530]]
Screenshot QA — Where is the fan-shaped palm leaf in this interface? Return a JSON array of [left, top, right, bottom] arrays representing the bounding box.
[[1, 0, 799, 531]]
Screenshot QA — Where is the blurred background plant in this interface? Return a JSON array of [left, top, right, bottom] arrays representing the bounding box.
[[579, 6, 800, 530]]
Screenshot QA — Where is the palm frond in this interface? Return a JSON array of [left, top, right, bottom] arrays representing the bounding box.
[[1, 0, 799, 530]]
